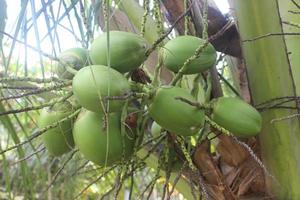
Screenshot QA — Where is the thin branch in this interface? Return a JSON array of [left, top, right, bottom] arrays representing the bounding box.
[[139, 175, 161, 200], [288, 10, 300, 14], [0, 108, 80, 155], [243, 32, 300, 42], [104, 92, 135, 101], [74, 165, 117, 199], [0, 92, 73, 116], [0, 30, 58, 61], [75, 166, 103, 176], [0, 81, 71, 102], [187, 174, 199, 200], [99, 186, 116, 200], [271, 113, 300, 123], [129, 164, 134, 200], [255, 96, 297, 107], [138, 135, 166, 162], [257, 98, 298, 111], [217, 72, 240, 97], [45, 150, 78, 191], [139, 134, 166, 151], [167, 162, 187, 200], [70, 160, 90, 177], [0, 76, 63, 84], [145, 0, 195, 56], [0, 85, 39, 90], [291, 0, 300, 9], [11, 146, 46, 165], [282, 21, 300, 29], [259, 105, 298, 111], [176, 137, 208, 200], [174, 96, 211, 110]]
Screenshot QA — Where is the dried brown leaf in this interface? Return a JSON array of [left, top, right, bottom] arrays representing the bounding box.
[[217, 135, 249, 166], [193, 140, 236, 199]]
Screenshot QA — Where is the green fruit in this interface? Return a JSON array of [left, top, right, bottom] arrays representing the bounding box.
[[72, 65, 131, 113], [55, 48, 89, 79], [160, 36, 217, 74], [148, 86, 205, 136], [211, 97, 262, 138], [73, 110, 135, 166], [90, 31, 149, 73], [38, 102, 75, 156], [150, 121, 163, 137]]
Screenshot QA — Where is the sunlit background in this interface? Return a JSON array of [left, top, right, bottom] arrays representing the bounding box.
[[2, 0, 229, 72]]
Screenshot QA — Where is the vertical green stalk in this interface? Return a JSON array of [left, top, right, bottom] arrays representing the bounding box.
[[0, 151, 12, 199], [0, 103, 34, 199], [184, 0, 188, 35], [201, 0, 208, 40], [140, 0, 149, 37], [103, 0, 110, 68], [229, 0, 300, 199]]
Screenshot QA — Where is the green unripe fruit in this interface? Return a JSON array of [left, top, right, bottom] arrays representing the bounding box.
[[89, 31, 149, 73], [148, 86, 205, 136], [38, 102, 75, 156], [211, 97, 262, 138], [73, 110, 135, 166], [160, 36, 217, 74], [150, 121, 163, 137], [72, 65, 131, 113], [55, 48, 89, 79]]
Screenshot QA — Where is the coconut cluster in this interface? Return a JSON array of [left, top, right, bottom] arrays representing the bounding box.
[[38, 31, 262, 169]]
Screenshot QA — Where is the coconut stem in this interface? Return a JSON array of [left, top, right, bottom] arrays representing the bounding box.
[[64, 64, 78, 75], [191, 74, 202, 100], [0, 92, 73, 116], [0, 81, 71, 102], [174, 96, 212, 110], [176, 137, 209, 199], [204, 115, 230, 135], [145, 2, 194, 57], [152, 55, 163, 87], [0, 108, 80, 155], [0, 76, 64, 83], [140, 0, 150, 37], [153, 0, 163, 35]]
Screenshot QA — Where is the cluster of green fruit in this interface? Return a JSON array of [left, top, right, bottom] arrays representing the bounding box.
[[38, 31, 262, 168]]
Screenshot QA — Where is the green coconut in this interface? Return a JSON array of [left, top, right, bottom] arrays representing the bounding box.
[[73, 110, 135, 166], [150, 121, 164, 138], [161, 36, 217, 74], [211, 97, 262, 138], [55, 48, 89, 79], [72, 65, 131, 113], [38, 102, 75, 156], [89, 31, 149, 73], [148, 86, 205, 136]]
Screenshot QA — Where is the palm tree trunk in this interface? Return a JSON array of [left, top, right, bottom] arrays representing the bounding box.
[[229, 0, 300, 199]]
